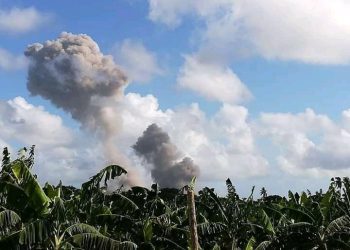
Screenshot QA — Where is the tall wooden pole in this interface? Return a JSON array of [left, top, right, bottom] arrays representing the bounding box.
[[187, 181, 199, 250]]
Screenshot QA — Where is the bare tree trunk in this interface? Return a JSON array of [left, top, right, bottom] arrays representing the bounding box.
[[187, 189, 199, 250]]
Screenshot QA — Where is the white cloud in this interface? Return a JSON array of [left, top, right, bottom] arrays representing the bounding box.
[[0, 97, 107, 185], [34, 140, 107, 186], [0, 48, 28, 71], [0, 7, 51, 33], [182, 103, 268, 180], [0, 94, 268, 188], [118, 93, 172, 140], [177, 55, 251, 103], [7, 93, 350, 186], [5, 94, 350, 187], [257, 108, 350, 177], [118, 93, 267, 182], [148, 0, 187, 28], [0, 97, 72, 146], [0, 138, 10, 152], [114, 39, 163, 83], [148, 0, 232, 27], [0, 7, 51, 34], [149, 0, 350, 64], [0, 95, 267, 187], [114, 91, 269, 183]]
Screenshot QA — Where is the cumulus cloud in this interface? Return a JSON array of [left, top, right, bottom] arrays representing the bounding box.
[[0, 48, 27, 71], [257, 109, 350, 177], [5, 94, 350, 190], [191, 103, 268, 179], [0, 7, 51, 34], [117, 93, 268, 182], [0, 97, 130, 186], [149, 0, 350, 64], [6, 93, 350, 186], [148, 0, 232, 27], [149, 2, 252, 103], [0, 93, 268, 187], [0, 138, 10, 150], [177, 55, 251, 103], [0, 97, 72, 146], [7, 92, 350, 187], [0, 92, 271, 190], [114, 39, 163, 83]]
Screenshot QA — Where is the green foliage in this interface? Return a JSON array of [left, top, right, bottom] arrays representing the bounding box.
[[82, 164, 127, 193], [72, 233, 137, 250], [257, 209, 275, 235], [1, 147, 350, 249], [19, 219, 49, 245], [0, 210, 21, 234], [245, 236, 255, 250], [11, 160, 51, 215], [143, 219, 153, 243]]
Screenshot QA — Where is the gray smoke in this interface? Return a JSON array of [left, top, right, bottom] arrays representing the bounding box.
[[25, 32, 127, 131], [133, 123, 199, 188], [24, 32, 142, 185]]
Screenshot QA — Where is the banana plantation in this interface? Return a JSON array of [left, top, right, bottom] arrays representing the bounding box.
[[1, 146, 350, 249]]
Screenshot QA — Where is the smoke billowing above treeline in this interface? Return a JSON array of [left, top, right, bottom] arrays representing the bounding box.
[[24, 32, 143, 185], [133, 123, 199, 188], [25, 32, 126, 133], [24, 32, 199, 188]]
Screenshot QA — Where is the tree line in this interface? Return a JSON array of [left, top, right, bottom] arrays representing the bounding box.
[[0, 146, 350, 249]]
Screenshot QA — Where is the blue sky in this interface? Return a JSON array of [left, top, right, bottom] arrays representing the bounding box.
[[1, 0, 350, 196]]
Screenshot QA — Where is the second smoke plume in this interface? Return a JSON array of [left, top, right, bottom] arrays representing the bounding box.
[[133, 123, 199, 188]]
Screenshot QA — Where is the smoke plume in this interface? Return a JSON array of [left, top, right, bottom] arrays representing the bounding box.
[[133, 123, 199, 188], [25, 32, 127, 131], [24, 32, 141, 185]]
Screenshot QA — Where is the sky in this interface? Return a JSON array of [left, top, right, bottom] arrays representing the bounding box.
[[1, 0, 350, 196]]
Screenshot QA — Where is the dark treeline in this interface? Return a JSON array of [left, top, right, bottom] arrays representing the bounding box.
[[0, 146, 350, 249]]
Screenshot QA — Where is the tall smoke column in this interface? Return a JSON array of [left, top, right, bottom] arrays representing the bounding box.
[[24, 32, 141, 185], [133, 123, 200, 188]]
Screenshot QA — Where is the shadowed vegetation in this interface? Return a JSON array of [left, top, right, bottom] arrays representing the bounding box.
[[1, 146, 350, 249]]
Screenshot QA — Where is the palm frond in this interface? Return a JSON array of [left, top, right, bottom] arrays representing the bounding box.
[[197, 221, 226, 236], [204, 187, 228, 223], [211, 243, 221, 250], [111, 193, 139, 212], [255, 240, 271, 250], [19, 219, 49, 245], [226, 178, 239, 202], [72, 233, 137, 250], [11, 160, 51, 214], [325, 215, 350, 235], [155, 236, 186, 250], [281, 206, 315, 223], [0, 210, 21, 233], [65, 223, 101, 236], [245, 236, 255, 250], [82, 165, 127, 193], [257, 209, 275, 235], [50, 197, 66, 222], [96, 214, 134, 226]]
